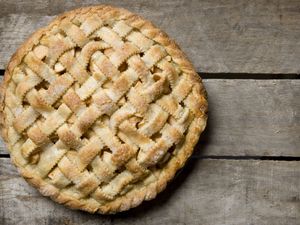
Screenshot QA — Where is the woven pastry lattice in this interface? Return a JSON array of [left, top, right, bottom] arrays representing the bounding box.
[[1, 6, 207, 213]]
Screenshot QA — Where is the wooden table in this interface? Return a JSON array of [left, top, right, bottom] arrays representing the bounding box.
[[0, 1, 299, 224]]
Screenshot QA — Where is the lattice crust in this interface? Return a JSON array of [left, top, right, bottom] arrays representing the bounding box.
[[0, 5, 207, 214]]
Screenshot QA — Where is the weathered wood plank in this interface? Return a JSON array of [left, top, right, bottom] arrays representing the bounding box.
[[1, 158, 300, 225], [1, 0, 300, 74], [0, 79, 299, 156]]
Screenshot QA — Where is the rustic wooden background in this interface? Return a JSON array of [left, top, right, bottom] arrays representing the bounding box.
[[0, 0, 299, 224]]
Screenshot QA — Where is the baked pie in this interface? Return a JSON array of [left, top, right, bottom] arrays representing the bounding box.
[[0, 5, 207, 213]]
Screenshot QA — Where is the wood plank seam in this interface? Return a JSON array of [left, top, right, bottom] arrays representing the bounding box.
[[2, 155, 300, 162], [0, 70, 299, 79]]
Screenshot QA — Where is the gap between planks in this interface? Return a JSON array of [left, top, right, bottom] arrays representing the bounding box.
[[2, 153, 300, 161], [0, 69, 299, 79]]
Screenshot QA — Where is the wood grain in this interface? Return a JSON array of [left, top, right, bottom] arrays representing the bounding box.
[[1, 0, 300, 74], [0, 79, 299, 156], [1, 158, 300, 225]]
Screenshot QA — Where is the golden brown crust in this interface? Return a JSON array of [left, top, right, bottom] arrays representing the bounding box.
[[0, 5, 207, 214], [0, 77, 6, 141]]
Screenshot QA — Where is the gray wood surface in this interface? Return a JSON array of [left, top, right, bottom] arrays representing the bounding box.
[[1, 0, 300, 74], [1, 1, 300, 224], [1, 79, 299, 156], [1, 158, 300, 225]]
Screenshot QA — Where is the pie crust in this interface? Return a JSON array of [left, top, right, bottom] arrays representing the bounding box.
[[0, 5, 207, 213]]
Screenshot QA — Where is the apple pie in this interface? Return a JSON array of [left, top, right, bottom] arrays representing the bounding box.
[[0, 5, 207, 213]]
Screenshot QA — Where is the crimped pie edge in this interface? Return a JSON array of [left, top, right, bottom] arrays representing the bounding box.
[[0, 5, 208, 214]]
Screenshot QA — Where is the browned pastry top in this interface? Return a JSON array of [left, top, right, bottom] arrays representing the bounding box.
[[0, 5, 207, 214]]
